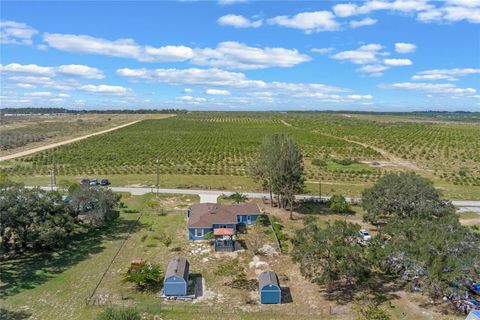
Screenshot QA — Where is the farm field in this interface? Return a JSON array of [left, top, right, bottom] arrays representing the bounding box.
[[0, 193, 466, 320], [0, 113, 166, 157], [1, 112, 479, 200]]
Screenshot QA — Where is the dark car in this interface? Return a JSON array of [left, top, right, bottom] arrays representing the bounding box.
[[80, 178, 90, 185], [100, 179, 110, 186]]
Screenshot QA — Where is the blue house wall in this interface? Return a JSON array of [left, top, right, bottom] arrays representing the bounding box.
[[237, 214, 260, 225], [164, 275, 187, 296], [260, 284, 281, 304], [188, 227, 213, 240]]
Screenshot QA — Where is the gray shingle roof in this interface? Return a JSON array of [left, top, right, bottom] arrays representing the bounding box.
[[187, 203, 261, 228], [259, 271, 280, 289], [165, 256, 189, 281]]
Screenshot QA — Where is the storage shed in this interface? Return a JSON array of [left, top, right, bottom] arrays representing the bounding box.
[[259, 271, 281, 304], [163, 256, 189, 296]]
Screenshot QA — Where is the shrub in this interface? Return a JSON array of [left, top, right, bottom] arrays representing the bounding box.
[[96, 307, 141, 320], [122, 261, 163, 290], [327, 194, 350, 214], [312, 159, 327, 167]]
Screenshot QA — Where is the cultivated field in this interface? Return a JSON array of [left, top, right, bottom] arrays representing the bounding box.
[[2, 112, 479, 200]]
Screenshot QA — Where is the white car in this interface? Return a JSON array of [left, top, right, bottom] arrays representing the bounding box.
[[359, 229, 372, 241]]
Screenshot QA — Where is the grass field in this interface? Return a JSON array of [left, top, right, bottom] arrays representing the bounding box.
[[2, 112, 479, 199], [0, 193, 466, 320]]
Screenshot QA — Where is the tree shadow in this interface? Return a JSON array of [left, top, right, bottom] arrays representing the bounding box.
[[323, 277, 402, 305], [0, 308, 31, 320], [0, 217, 144, 298]]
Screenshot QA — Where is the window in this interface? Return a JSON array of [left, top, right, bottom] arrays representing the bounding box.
[[195, 229, 204, 237]]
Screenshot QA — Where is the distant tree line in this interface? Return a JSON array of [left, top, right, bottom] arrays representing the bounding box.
[[0, 108, 187, 115], [292, 172, 479, 314], [0, 180, 120, 255]]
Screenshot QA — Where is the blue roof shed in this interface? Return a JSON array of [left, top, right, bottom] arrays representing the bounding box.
[[259, 271, 281, 304], [163, 256, 189, 296]]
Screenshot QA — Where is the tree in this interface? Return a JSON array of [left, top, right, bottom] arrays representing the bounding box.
[[228, 192, 248, 204], [68, 185, 121, 227], [122, 261, 163, 290], [362, 172, 454, 224], [291, 220, 371, 288], [0, 181, 75, 253], [251, 134, 304, 219], [378, 214, 480, 302], [328, 194, 350, 215]]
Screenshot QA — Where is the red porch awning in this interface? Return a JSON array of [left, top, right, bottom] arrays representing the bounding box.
[[214, 228, 235, 236]]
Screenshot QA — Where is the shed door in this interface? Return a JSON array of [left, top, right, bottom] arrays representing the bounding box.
[[164, 281, 186, 296], [261, 289, 280, 304]]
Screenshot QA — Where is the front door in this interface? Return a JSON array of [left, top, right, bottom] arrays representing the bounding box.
[[247, 215, 251, 224]]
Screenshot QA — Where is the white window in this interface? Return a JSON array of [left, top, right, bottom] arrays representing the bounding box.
[[195, 229, 204, 237]]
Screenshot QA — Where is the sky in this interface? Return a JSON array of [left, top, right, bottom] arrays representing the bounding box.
[[1, 0, 479, 111]]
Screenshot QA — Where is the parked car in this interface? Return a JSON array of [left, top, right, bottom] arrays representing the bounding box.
[[80, 178, 90, 185], [100, 179, 110, 186], [89, 179, 98, 186], [359, 229, 372, 241]]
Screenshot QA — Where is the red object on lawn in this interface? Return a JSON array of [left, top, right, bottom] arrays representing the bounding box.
[[213, 228, 235, 236]]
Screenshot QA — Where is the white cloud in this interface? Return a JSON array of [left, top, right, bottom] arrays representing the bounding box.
[[311, 47, 334, 55], [395, 42, 417, 53], [218, 14, 262, 28], [357, 64, 389, 74], [11, 83, 36, 89], [268, 11, 340, 33], [43, 33, 194, 62], [57, 64, 104, 79], [116, 66, 372, 104], [332, 44, 383, 64], [44, 34, 308, 70], [176, 95, 207, 103], [349, 17, 377, 28], [383, 58, 413, 66], [191, 41, 310, 70], [347, 94, 373, 100], [218, 0, 247, 5], [0, 20, 38, 45], [24, 91, 52, 97], [206, 89, 231, 95], [385, 82, 477, 96], [183, 88, 193, 93], [417, 2, 480, 23], [79, 84, 132, 95], [333, 3, 358, 17], [0, 63, 54, 76], [412, 68, 480, 81]]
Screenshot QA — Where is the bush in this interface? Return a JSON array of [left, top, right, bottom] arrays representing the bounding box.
[[312, 159, 327, 167], [96, 307, 141, 320], [327, 194, 350, 214], [122, 261, 163, 290], [332, 158, 357, 166]]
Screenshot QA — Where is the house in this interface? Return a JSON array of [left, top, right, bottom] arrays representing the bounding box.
[[163, 256, 189, 296], [187, 203, 262, 251], [259, 270, 281, 304]]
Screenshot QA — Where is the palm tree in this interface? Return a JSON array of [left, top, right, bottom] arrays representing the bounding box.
[[229, 192, 248, 204]]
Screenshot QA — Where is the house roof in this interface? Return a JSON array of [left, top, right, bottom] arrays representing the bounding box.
[[259, 271, 280, 290], [165, 256, 189, 281], [187, 203, 261, 228], [214, 228, 235, 236]]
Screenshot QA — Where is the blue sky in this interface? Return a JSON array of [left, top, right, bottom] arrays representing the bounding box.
[[1, 0, 479, 111]]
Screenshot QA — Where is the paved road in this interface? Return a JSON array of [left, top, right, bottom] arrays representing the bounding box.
[[37, 186, 480, 206]]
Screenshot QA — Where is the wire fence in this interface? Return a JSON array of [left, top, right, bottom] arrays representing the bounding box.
[[85, 211, 144, 306]]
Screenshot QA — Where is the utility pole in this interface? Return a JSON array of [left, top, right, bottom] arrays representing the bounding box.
[[318, 180, 322, 202], [155, 156, 160, 196], [52, 148, 57, 186]]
